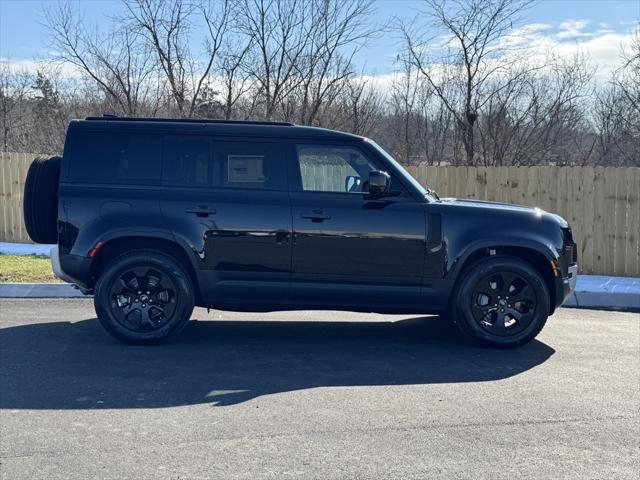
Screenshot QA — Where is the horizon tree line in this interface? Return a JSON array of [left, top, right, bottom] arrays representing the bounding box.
[[1, 0, 638, 166]]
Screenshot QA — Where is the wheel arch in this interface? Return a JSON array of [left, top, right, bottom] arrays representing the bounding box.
[[90, 235, 202, 305], [449, 244, 558, 314]]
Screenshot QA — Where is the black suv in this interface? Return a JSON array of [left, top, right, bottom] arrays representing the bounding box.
[[24, 117, 577, 347]]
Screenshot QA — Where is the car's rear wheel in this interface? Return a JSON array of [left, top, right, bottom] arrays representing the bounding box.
[[451, 256, 550, 348], [94, 251, 194, 344]]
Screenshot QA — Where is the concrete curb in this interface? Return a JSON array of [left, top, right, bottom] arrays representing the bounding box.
[[0, 283, 87, 298], [0, 242, 54, 256], [562, 276, 640, 311], [1, 276, 638, 310]]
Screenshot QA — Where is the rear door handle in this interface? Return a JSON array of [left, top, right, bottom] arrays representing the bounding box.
[[301, 210, 331, 222], [186, 205, 217, 217]]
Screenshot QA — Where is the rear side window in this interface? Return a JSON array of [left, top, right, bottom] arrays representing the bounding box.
[[69, 133, 162, 185], [163, 136, 211, 186], [213, 140, 286, 190]]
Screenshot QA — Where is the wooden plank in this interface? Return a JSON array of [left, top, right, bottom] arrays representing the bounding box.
[[535, 168, 549, 212], [567, 168, 581, 263], [500, 167, 511, 204], [456, 167, 466, 199], [21, 154, 33, 243], [438, 166, 448, 197], [485, 167, 497, 202], [556, 167, 569, 226], [547, 166, 560, 215], [419, 164, 428, 191], [7, 153, 16, 242], [419, 165, 429, 190], [476, 167, 488, 200], [602, 168, 618, 275], [629, 168, 640, 276], [428, 166, 438, 194], [449, 167, 458, 198], [523, 167, 536, 208], [591, 166, 606, 274], [10, 153, 19, 243], [613, 168, 628, 275], [0, 152, 6, 242], [439, 166, 450, 197], [15, 153, 24, 242], [579, 167, 595, 274], [465, 166, 477, 200]]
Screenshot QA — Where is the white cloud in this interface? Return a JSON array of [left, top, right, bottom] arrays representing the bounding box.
[[501, 21, 637, 81], [557, 19, 592, 39], [0, 57, 83, 78]]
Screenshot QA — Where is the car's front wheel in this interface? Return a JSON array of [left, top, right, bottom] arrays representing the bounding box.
[[451, 256, 551, 348], [94, 251, 195, 344]]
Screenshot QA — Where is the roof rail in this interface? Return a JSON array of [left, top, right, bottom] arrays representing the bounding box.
[[85, 115, 294, 126]]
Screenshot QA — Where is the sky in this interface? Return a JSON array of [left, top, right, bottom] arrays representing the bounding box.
[[1, 0, 639, 80]]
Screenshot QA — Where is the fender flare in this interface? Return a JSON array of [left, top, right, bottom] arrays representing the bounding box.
[[448, 237, 558, 279], [90, 228, 201, 273]]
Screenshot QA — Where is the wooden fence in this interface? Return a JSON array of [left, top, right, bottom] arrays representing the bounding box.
[[0, 152, 37, 244], [1, 152, 639, 276]]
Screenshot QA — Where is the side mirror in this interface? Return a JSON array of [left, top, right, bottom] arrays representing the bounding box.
[[345, 175, 362, 192], [367, 170, 391, 196]]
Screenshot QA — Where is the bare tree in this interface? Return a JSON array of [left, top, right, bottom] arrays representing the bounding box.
[[336, 77, 382, 137], [215, 34, 256, 120], [615, 28, 640, 138], [593, 29, 640, 166], [44, 2, 159, 116], [0, 63, 32, 151], [294, 0, 375, 126], [401, 0, 534, 165], [235, 0, 314, 120], [389, 56, 422, 163], [124, 0, 232, 117]]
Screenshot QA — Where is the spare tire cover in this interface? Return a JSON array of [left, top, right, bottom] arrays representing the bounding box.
[[23, 156, 61, 244]]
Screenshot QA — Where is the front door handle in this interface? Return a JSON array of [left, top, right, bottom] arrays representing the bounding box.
[[186, 205, 217, 217], [301, 210, 331, 222]]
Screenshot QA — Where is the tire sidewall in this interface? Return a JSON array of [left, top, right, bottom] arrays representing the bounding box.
[[453, 257, 550, 347], [94, 252, 195, 344]]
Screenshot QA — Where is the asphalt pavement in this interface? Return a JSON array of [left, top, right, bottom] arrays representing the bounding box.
[[0, 299, 638, 479]]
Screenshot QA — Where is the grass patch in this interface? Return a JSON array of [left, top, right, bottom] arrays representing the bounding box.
[[0, 254, 61, 283]]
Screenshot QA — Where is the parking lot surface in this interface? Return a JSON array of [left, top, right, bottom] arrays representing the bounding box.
[[1, 299, 638, 479]]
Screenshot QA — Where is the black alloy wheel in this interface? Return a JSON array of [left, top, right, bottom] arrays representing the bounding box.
[[470, 271, 537, 336], [108, 266, 178, 332], [94, 251, 195, 344], [451, 256, 551, 348]]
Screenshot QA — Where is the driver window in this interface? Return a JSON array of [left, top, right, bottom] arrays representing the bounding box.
[[296, 145, 377, 193]]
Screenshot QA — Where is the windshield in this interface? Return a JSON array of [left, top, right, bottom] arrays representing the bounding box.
[[366, 139, 432, 198]]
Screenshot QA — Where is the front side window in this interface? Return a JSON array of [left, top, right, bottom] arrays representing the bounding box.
[[69, 133, 162, 185], [213, 141, 286, 190], [295, 145, 378, 193]]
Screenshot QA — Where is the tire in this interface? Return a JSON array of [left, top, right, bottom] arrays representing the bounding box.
[[450, 256, 550, 348], [94, 251, 195, 344], [23, 156, 61, 244]]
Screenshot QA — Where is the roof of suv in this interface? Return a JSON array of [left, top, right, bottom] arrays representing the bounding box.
[[70, 116, 363, 141]]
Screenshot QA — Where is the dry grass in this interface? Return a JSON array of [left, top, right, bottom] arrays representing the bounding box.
[[0, 254, 61, 283]]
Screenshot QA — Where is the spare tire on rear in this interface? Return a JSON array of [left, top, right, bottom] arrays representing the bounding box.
[[23, 156, 61, 244]]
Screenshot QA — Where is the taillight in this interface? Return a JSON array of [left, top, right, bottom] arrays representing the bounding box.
[[88, 242, 104, 257]]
